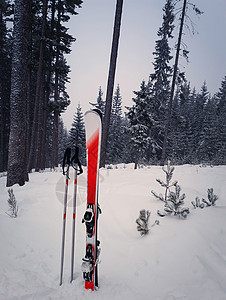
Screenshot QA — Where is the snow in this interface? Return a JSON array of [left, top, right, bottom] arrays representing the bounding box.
[[0, 165, 226, 300]]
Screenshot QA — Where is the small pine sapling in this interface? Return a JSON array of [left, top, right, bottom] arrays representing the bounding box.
[[157, 183, 190, 218], [6, 188, 18, 218], [192, 188, 218, 209], [151, 160, 177, 202], [136, 209, 151, 236], [191, 196, 205, 209], [202, 188, 218, 207], [136, 209, 159, 236]]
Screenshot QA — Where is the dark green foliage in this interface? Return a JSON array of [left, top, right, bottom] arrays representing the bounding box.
[[126, 81, 154, 168], [106, 85, 124, 164], [90, 86, 105, 116], [5, 0, 83, 180], [58, 118, 69, 167], [68, 103, 86, 164]]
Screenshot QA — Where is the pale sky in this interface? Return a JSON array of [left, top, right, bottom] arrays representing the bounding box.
[[62, 0, 226, 129]]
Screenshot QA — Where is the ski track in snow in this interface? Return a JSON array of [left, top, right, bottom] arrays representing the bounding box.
[[0, 165, 226, 300]]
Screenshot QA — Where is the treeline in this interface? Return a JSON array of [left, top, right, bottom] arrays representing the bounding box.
[[68, 77, 226, 168], [0, 0, 82, 185], [1, 0, 225, 187], [67, 0, 225, 168]]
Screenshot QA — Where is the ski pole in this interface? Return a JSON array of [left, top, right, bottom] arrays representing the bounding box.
[[70, 146, 83, 283], [60, 148, 71, 286], [70, 165, 77, 283]]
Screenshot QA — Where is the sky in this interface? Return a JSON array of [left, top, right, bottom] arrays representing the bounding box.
[[62, 0, 226, 129]]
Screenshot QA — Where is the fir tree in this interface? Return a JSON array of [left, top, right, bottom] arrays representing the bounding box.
[[215, 76, 226, 164], [126, 81, 154, 168], [58, 118, 68, 167], [90, 86, 105, 115], [198, 98, 218, 164], [149, 0, 175, 161], [68, 103, 86, 164], [168, 81, 193, 164], [107, 84, 123, 164], [28, 0, 83, 171], [161, 0, 203, 165]]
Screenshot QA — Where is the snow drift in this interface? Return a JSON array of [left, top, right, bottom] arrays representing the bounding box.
[[0, 165, 226, 299]]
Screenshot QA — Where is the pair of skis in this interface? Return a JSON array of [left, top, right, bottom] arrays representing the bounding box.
[[60, 110, 102, 291], [59, 146, 83, 286]]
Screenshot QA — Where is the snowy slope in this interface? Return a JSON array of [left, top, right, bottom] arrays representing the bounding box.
[[0, 165, 226, 300]]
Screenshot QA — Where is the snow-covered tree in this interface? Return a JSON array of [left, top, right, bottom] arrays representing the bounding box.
[[68, 104, 86, 164], [150, 0, 175, 162], [107, 84, 124, 164], [126, 81, 154, 168], [58, 118, 69, 167], [202, 188, 218, 207], [215, 76, 226, 164], [152, 161, 189, 218], [168, 81, 194, 164], [151, 160, 177, 202], [197, 97, 218, 164], [161, 0, 203, 165], [161, 183, 189, 218], [90, 86, 105, 116], [150, 0, 174, 103]]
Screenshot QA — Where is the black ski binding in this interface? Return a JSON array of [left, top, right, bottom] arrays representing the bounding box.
[[81, 244, 94, 282], [82, 204, 95, 237]]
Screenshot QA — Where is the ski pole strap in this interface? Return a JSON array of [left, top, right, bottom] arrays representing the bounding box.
[[62, 148, 71, 175], [71, 146, 83, 175]]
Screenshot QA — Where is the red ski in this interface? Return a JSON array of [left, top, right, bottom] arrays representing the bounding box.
[[82, 109, 102, 291]]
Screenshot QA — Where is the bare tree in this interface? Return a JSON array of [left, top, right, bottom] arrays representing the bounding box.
[[160, 0, 187, 166], [160, 0, 203, 165], [100, 0, 123, 168]]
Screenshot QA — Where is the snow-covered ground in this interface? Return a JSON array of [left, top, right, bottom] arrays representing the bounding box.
[[0, 165, 226, 300]]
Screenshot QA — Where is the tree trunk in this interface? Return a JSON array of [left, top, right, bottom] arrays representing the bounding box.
[[100, 0, 123, 168], [51, 2, 61, 168], [28, 0, 48, 171], [160, 0, 187, 166], [7, 0, 30, 186], [41, 0, 56, 169], [0, 4, 11, 173], [134, 151, 138, 170]]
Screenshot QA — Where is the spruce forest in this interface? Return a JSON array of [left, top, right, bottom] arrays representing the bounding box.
[[0, 0, 225, 187]]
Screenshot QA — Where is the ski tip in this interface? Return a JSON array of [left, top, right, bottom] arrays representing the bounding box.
[[84, 109, 102, 120], [92, 109, 102, 121]]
